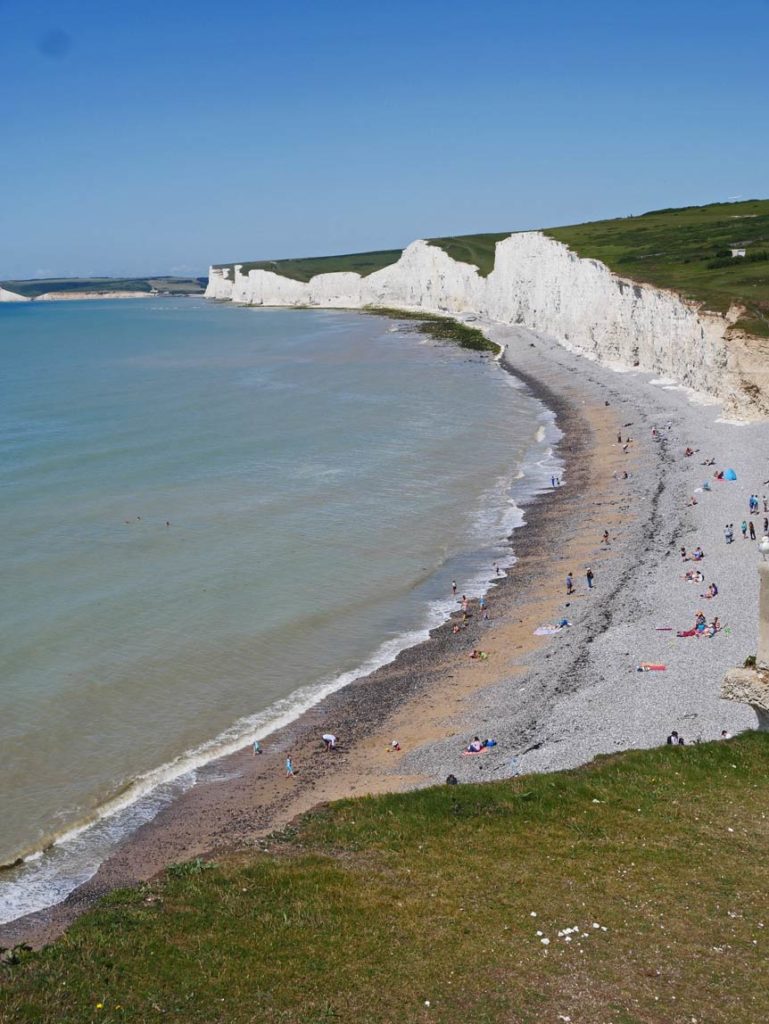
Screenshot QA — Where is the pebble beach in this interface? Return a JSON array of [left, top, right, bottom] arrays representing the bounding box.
[[4, 315, 767, 949]]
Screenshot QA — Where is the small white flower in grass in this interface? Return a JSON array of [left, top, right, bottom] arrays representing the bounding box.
[[565, 936, 572, 942], [541, 937, 550, 945], [536, 930, 543, 936], [592, 798, 601, 803], [424, 1000, 431, 1007], [727, 827, 734, 833], [592, 922, 600, 929], [530, 911, 537, 917], [601, 926, 608, 931]]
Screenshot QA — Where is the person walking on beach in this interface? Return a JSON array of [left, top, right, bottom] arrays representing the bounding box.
[[461, 595, 469, 612], [741, 520, 749, 540], [253, 739, 263, 756], [586, 567, 595, 590], [551, 476, 556, 488], [480, 595, 489, 620], [750, 520, 757, 541], [452, 579, 457, 597], [725, 524, 734, 544], [602, 530, 610, 545], [566, 572, 574, 595], [285, 755, 295, 777]]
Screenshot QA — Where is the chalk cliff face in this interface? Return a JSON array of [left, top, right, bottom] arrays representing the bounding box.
[[206, 232, 769, 419], [0, 287, 31, 302]]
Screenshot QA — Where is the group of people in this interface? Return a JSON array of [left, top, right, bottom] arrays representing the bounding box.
[[677, 610, 721, 638], [680, 546, 704, 561], [667, 729, 732, 746], [251, 731, 344, 780], [566, 568, 595, 594]]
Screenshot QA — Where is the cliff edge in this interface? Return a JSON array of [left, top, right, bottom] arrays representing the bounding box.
[[207, 231, 769, 420]]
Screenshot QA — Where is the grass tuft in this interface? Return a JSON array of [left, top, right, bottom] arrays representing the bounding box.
[[363, 307, 499, 354]]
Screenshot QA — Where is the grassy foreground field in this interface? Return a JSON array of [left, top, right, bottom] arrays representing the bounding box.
[[3, 734, 769, 1023]]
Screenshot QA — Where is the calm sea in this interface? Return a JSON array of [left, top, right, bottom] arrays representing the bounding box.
[[0, 298, 559, 922]]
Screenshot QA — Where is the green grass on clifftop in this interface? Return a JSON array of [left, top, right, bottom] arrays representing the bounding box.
[[4, 734, 769, 1023], [545, 199, 769, 337], [214, 250, 403, 283], [425, 232, 512, 276]]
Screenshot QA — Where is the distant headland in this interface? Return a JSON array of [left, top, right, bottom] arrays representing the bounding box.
[[0, 275, 207, 302]]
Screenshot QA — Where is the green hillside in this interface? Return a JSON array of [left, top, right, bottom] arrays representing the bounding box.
[[2, 277, 207, 299], [213, 250, 403, 284], [4, 734, 769, 1023], [546, 199, 769, 337]]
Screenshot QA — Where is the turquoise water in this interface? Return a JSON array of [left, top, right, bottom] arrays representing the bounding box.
[[0, 298, 558, 921]]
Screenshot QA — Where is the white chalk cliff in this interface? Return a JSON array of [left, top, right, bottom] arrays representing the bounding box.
[[206, 232, 769, 419], [0, 287, 31, 302]]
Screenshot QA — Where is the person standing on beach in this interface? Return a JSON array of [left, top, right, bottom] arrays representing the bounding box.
[[586, 567, 595, 590], [602, 530, 610, 545], [750, 520, 757, 541], [551, 476, 556, 488], [461, 595, 469, 612], [285, 755, 295, 777], [566, 572, 574, 595], [741, 520, 749, 540], [452, 580, 457, 597], [479, 595, 489, 620], [253, 740, 262, 756]]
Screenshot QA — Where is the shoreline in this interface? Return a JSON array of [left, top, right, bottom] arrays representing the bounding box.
[[0, 315, 554, 889], [0, 315, 604, 948], [3, 311, 766, 948]]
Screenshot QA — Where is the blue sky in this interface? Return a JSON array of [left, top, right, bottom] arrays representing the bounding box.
[[1, 0, 768, 278]]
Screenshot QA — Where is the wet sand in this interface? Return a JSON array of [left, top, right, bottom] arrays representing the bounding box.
[[4, 317, 765, 949]]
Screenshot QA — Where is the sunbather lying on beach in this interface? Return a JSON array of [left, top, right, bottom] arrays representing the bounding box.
[[464, 736, 497, 753], [469, 649, 489, 660], [682, 569, 704, 583]]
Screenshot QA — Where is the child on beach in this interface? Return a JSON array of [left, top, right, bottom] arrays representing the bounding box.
[[285, 755, 295, 777]]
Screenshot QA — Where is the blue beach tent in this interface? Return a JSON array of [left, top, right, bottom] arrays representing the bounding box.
[[724, 468, 737, 481]]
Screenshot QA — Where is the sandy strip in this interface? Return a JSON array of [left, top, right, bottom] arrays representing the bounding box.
[[3, 319, 767, 948]]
